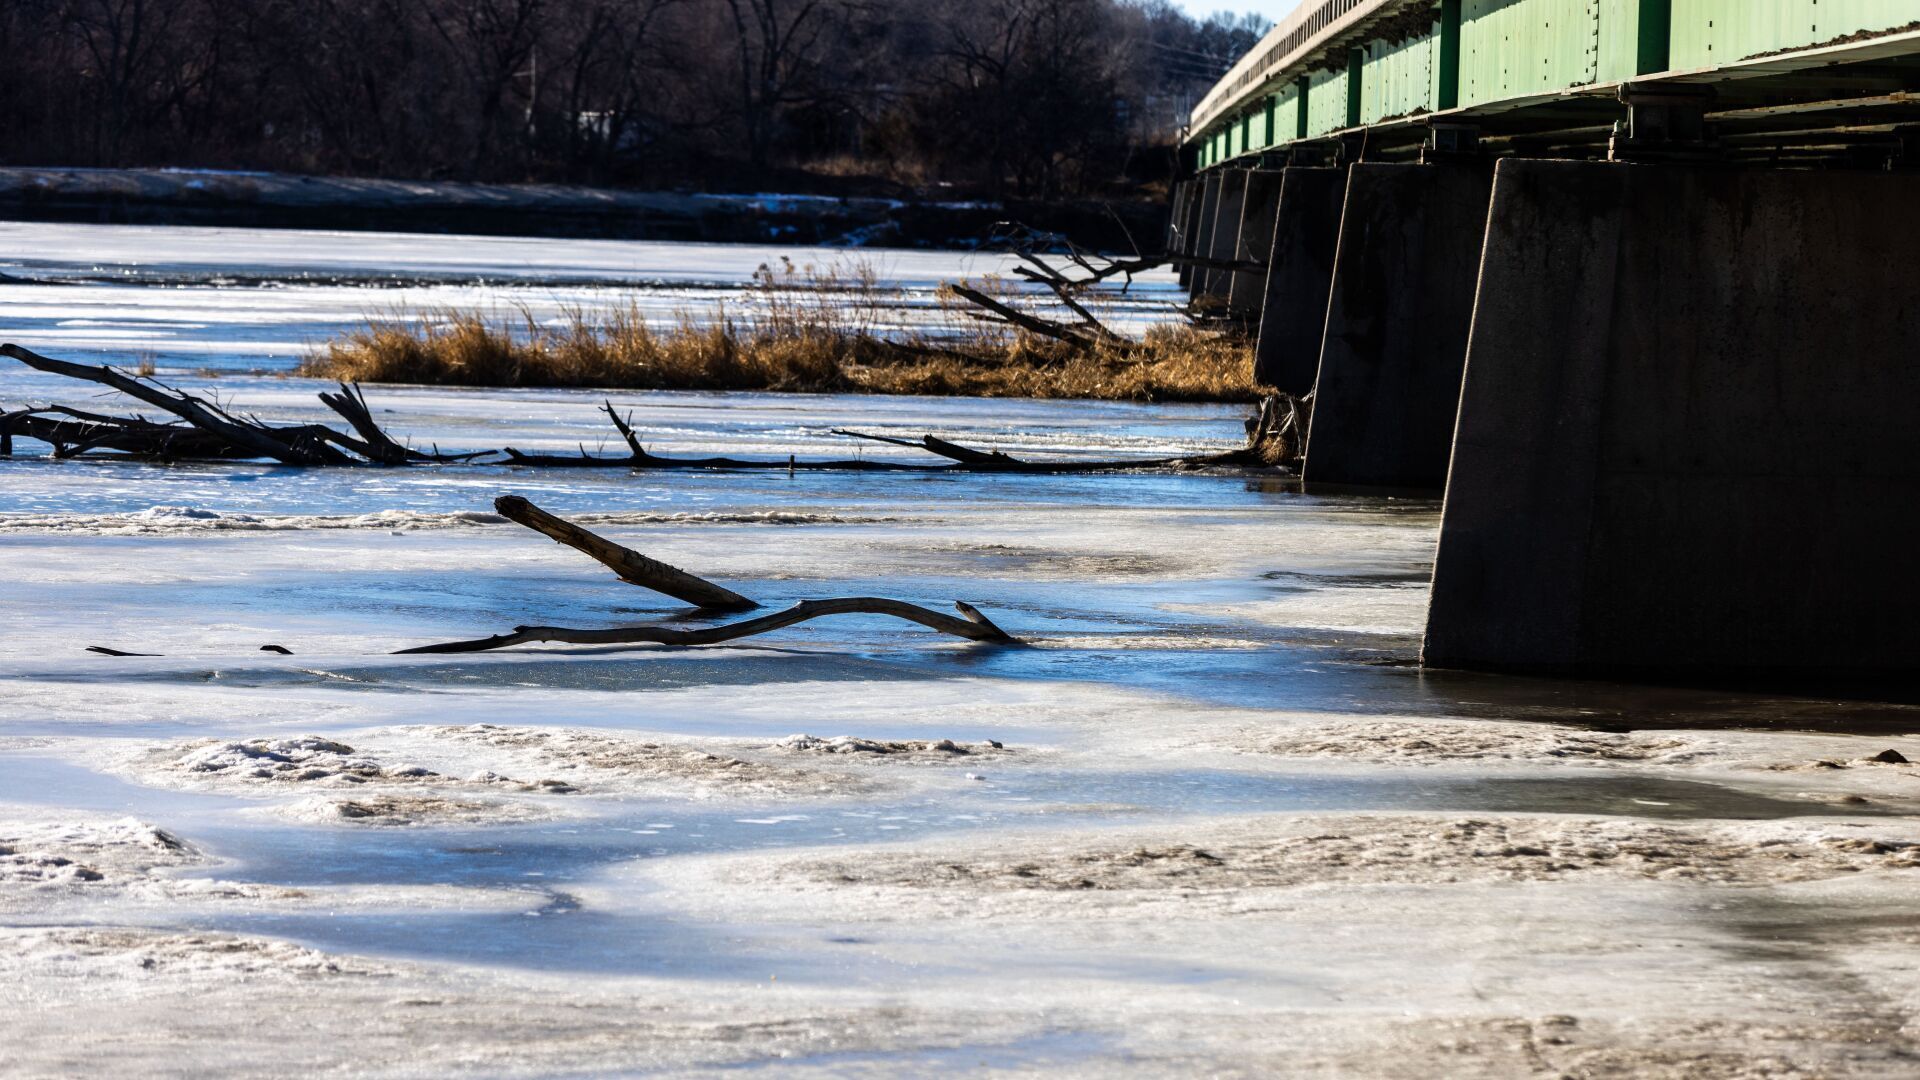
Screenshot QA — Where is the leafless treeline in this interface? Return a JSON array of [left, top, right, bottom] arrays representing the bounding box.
[[0, 0, 1266, 198]]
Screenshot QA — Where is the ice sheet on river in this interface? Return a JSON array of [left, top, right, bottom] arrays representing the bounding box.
[[0, 221, 1186, 373], [7, 230, 1920, 1076]]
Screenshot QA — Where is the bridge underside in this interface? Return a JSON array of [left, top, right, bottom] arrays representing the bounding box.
[[1171, 2, 1920, 683]]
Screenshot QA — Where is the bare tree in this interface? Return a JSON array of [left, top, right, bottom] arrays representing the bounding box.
[[58, 0, 184, 163], [0, 0, 1262, 195]]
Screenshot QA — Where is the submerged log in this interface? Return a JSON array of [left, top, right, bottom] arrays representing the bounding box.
[[493, 495, 757, 610], [396, 597, 1018, 654]]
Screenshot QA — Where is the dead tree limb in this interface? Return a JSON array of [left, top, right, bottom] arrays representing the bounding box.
[[0, 407, 250, 459], [499, 445, 922, 470], [493, 495, 757, 610], [601, 401, 647, 456], [1010, 265, 1129, 345], [1, 343, 352, 466], [987, 222, 1263, 292], [502, 416, 1280, 473], [317, 382, 415, 466], [943, 285, 1094, 349], [395, 598, 1018, 654], [831, 429, 1015, 466]]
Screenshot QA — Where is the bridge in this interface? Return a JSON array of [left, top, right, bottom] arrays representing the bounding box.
[[1167, 0, 1920, 682]]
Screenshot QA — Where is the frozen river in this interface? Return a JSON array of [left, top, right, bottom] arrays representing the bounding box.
[[6, 224, 1920, 1077], [0, 222, 1186, 373]]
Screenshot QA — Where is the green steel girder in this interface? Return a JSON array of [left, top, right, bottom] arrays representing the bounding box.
[[1187, 0, 1920, 166], [1670, 0, 1919, 70]]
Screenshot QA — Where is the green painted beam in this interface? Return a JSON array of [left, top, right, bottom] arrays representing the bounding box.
[[1637, 0, 1671, 73], [1439, 0, 1463, 110], [1670, 0, 1920, 70], [1184, 0, 1920, 165], [1346, 48, 1365, 128]]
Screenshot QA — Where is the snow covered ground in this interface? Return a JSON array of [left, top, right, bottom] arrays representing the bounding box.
[[4, 224, 1920, 1077]]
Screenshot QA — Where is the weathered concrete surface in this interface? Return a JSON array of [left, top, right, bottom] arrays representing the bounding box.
[[1188, 172, 1223, 301], [1302, 163, 1493, 490], [1176, 179, 1208, 289], [1201, 169, 1248, 304], [1227, 169, 1284, 319], [1253, 167, 1345, 392], [1424, 160, 1920, 677], [1169, 181, 1195, 288]]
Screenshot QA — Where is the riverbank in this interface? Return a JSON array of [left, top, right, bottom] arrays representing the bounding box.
[[0, 167, 1163, 249]]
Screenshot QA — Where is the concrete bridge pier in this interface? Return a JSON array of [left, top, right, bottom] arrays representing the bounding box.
[[1226, 169, 1284, 321], [1301, 162, 1493, 490], [1200, 168, 1249, 306], [1166, 180, 1193, 277], [1187, 172, 1223, 304], [1252, 167, 1344, 393], [1424, 160, 1920, 678], [1171, 180, 1207, 290]]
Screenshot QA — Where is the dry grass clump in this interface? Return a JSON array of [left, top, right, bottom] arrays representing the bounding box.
[[308, 309, 857, 393], [300, 260, 1263, 403]]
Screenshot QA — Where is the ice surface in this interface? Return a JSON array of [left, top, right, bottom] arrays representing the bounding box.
[[7, 227, 1920, 1076], [0, 222, 1185, 372]]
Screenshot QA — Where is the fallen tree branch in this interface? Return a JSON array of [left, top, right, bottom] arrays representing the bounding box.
[[986, 222, 1263, 292], [943, 284, 1094, 349], [493, 495, 757, 610], [502, 414, 1293, 473], [0, 407, 251, 459], [3, 346, 502, 466], [3, 347, 1290, 474], [317, 382, 416, 466], [1, 343, 352, 465], [1010, 268, 1129, 345], [395, 597, 1018, 654], [503, 444, 1207, 473], [831, 429, 1015, 466]]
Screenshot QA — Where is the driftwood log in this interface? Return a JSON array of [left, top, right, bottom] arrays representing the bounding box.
[[5, 347, 1298, 472], [1, 407, 255, 460], [494, 495, 757, 610], [0, 344, 442, 466], [398, 498, 1020, 653], [397, 598, 1017, 654], [2, 344, 355, 465], [501, 403, 1291, 472]]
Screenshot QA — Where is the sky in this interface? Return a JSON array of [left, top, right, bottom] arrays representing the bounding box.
[[1174, 0, 1303, 24]]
